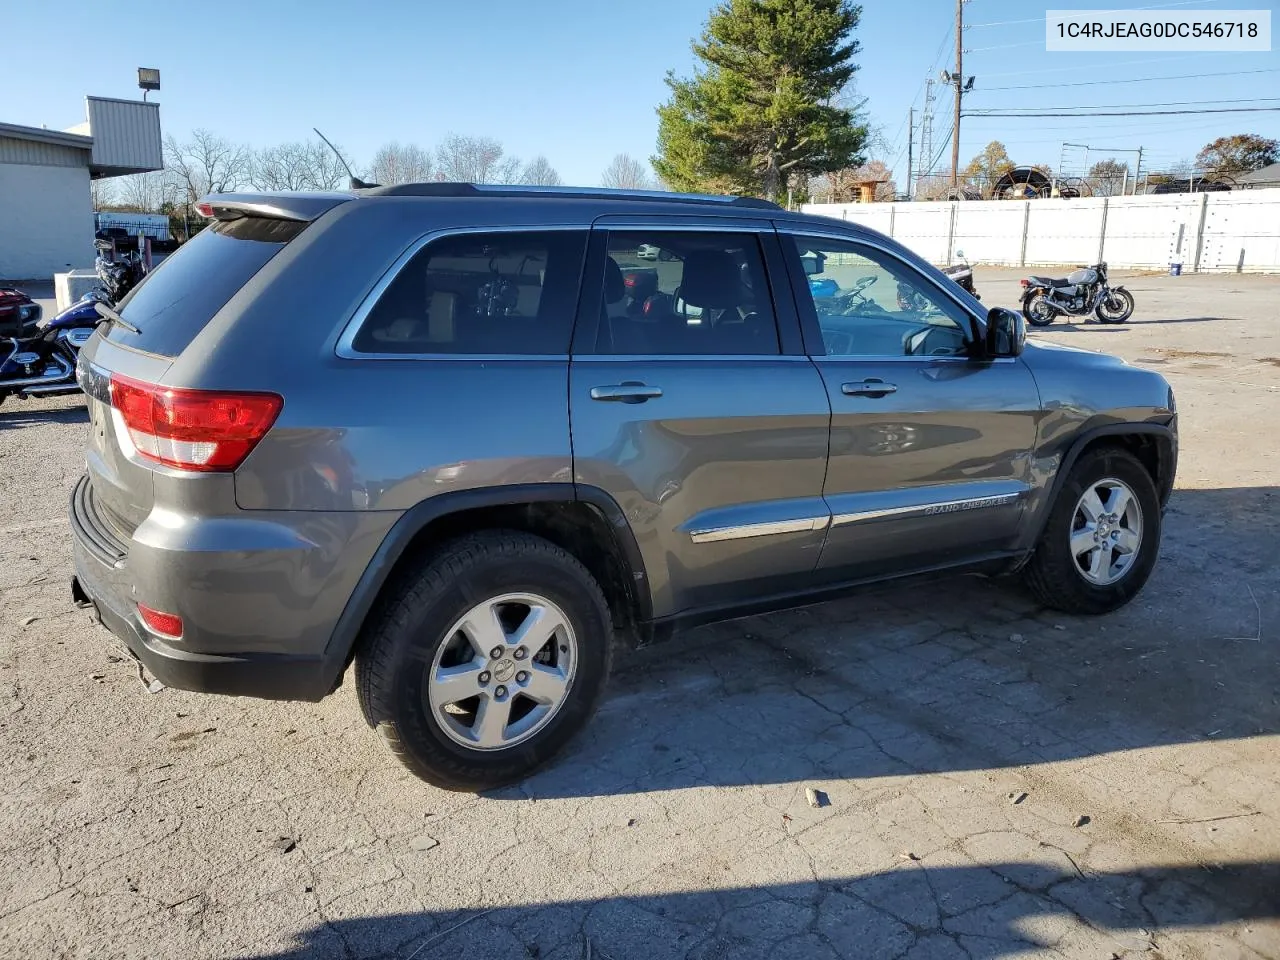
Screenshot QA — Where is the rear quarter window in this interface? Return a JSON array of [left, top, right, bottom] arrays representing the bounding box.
[[107, 217, 305, 357]]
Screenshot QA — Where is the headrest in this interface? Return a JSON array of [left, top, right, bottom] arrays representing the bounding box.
[[680, 250, 743, 309], [622, 269, 658, 301], [604, 257, 624, 304]]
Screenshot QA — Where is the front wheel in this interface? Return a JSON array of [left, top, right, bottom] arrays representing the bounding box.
[[1022, 446, 1161, 614], [355, 531, 613, 791], [1022, 294, 1057, 327], [1095, 288, 1134, 323]]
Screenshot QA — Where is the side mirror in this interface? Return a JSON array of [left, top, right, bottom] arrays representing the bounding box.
[[985, 307, 1025, 358]]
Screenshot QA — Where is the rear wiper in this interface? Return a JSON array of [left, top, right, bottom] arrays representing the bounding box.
[[95, 301, 141, 335]]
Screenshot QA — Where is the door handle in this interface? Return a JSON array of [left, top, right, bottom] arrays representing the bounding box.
[[842, 379, 898, 397], [590, 382, 663, 403]]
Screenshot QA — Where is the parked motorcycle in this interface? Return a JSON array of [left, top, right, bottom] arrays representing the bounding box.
[[941, 252, 979, 299], [0, 244, 145, 406], [897, 250, 979, 311], [1020, 262, 1133, 326], [0, 287, 42, 339]]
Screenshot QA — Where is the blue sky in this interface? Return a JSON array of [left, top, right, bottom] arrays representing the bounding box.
[[5, 0, 1277, 187]]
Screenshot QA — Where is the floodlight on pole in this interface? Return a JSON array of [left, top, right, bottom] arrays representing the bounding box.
[[138, 68, 160, 101]]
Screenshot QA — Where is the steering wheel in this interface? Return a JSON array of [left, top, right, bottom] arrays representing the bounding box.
[[851, 275, 878, 295]]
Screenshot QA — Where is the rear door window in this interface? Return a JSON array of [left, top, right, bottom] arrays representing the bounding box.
[[350, 230, 588, 356], [594, 231, 781, 356], [106, 217, 305, 357]]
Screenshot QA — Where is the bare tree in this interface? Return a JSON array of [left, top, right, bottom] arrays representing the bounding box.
[[813, 159, 895, 202], [302, 140, 350, 189], [601, 153, 653, 190], [113, 170, 169, 212], [165, 130, 251, 203], [252, 140, 350, 191], [89, 178, 114, 210], [1088, 158, 1129, 197], [252, 142, 311, 191], [369, 142, 433, 185], [520, 155, 562, 186], [435, 135, 521, 184]]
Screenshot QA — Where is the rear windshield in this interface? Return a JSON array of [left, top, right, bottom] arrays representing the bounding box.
[[106, 217, 305, 357]]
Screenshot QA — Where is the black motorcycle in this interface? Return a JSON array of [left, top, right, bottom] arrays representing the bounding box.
[[93, 240, 146, 304], [1020, 262, 1133, 326], [0, 243, 145, 406], [897, 250, 979, 311], [942, 250, 978, 299]]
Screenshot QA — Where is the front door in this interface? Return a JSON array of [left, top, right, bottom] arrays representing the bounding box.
[[780, 230, 1042, 578], [570, 224, 832, 618]]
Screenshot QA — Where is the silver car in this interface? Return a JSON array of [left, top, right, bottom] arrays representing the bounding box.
[[70, 184, 1177, 790]]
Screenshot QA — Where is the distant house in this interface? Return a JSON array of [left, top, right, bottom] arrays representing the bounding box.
[[1235, 163, 1280, 190]]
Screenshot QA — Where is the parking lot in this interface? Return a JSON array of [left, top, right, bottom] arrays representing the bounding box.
[[1, 267, 1277, 959]]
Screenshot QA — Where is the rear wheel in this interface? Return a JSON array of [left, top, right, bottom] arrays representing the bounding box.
[[1022, 294, 1056, 327], [1095, 288, 1134, 323], [1022, 447, 1161, 614], [355, 531, 612, 791]]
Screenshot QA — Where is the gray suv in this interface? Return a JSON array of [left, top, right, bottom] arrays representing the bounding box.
[[70, 184, 1177, 790]]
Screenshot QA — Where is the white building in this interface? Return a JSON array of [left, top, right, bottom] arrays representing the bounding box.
[[0, 96, 162, 280]]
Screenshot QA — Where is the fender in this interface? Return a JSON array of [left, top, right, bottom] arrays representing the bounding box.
[[1015, 421, 1176, 557], [317, 483, 651, 691]]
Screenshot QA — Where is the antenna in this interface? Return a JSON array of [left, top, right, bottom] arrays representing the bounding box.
[[313, 127, 378, 190]]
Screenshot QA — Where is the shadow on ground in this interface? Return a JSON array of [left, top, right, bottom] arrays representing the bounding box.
[[0, 401, 87, 429], [242, 860, 1280, 959], [503, 487, 1278, 800]]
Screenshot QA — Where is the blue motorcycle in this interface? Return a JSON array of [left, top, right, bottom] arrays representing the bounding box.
[[0, 243, 144, 406]]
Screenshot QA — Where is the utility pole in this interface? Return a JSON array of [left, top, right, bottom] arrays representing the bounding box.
[[951, 0, 963, 185], [920, 78, 936, 190], [907, 107, 914, 200], [1133, 147, 1143, 195]]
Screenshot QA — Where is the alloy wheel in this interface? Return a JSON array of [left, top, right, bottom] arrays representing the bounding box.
[[1069, 478, 1143, 585], [426, 593, 578, 751]]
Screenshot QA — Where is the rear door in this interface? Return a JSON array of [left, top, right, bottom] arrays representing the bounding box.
[[569, 219, 832, 619], [778, 227, 1041, 578]]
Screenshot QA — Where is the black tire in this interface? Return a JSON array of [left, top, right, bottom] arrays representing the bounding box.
[[1094, 288, 1134, 324], [1022, 294, 1056, 327], [355, 530, 613, 791], [1022, 446, 1161, 615]]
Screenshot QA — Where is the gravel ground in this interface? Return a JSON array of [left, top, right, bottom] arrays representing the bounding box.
[[1, 268, 1277, 960]]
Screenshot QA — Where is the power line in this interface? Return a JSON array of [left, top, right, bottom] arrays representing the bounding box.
[[969, 96, 1280, 113], [979, 66, 1280, 92], [966, 106, 1280, 118], [966, 0, 1228, 29], [983, 54, 1211, 79], [967, 41, 1042, 52]]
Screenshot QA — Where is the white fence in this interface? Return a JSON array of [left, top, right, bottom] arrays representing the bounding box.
[[802, 187, 1280, 273]]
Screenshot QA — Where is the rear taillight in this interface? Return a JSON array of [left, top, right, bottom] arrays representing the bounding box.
[[138, 603, 183, 639], [109, 374, 282, 472], [195, 202, 214, 218], [1019, 279, 1029, 287]]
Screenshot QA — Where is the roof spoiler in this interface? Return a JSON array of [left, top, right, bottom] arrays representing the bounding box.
[[196, 192, 354, 223]]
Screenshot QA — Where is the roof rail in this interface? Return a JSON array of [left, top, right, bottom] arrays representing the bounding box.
[[356, 182, 780, 210]]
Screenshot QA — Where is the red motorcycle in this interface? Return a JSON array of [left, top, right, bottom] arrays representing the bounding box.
[[0, 287, 41, 339]]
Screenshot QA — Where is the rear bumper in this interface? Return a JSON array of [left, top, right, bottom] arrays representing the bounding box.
[[68, 474, 389, 702], [71, 569, 335, 701]]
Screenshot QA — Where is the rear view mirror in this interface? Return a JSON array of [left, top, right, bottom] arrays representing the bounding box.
[[985, 307, 1025, 358], [801, 253, 826, 276]]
